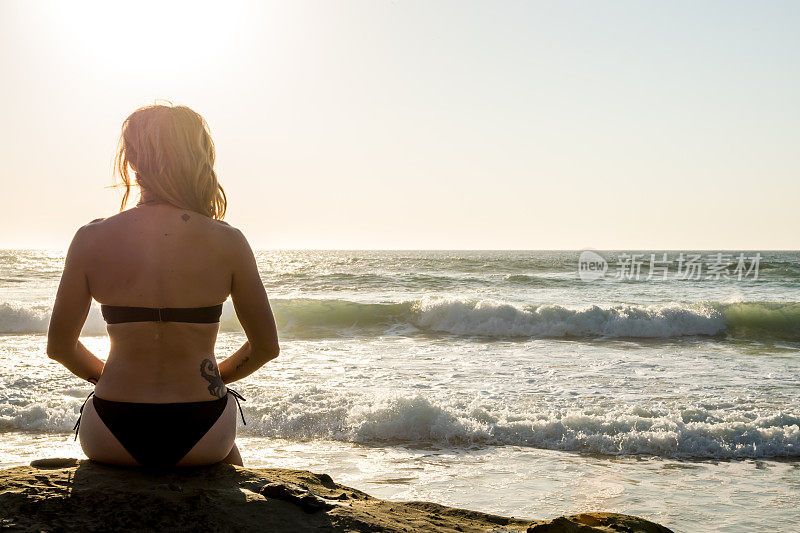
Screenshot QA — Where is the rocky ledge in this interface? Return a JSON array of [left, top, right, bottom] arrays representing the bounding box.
[[0, 458, 674, 532]]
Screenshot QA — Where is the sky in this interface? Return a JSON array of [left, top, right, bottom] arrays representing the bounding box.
[[1, 0, 798, 250]]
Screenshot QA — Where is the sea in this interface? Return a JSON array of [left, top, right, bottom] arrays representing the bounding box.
[[1, 250, 798, 532]]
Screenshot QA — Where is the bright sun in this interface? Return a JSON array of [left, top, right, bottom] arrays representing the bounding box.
[[37, 0, 247, 85]]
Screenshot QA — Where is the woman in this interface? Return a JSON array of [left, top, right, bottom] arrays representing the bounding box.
[[46, 104, 280, 468]]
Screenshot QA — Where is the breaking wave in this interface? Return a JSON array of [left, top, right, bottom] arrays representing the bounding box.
[[4, 387, 797, 460], [263, 299, 800, 341], [3, 299, 800, 341]]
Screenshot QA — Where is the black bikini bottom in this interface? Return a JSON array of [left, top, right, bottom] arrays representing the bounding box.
[[73, 389, 246, 470]]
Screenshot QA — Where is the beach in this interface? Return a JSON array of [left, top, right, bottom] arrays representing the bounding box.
[[1, 250, 799, 532]]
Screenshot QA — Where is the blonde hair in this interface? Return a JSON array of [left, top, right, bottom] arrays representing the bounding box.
[[115, 104, 226, 220]]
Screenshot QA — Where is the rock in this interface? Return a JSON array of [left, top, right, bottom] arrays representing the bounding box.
[[29, 458, 78, 469], [0, 459, 675, 532], [259, 481, 332, 512], [315, 473, 335, 486], [526, 512, 674, 533]]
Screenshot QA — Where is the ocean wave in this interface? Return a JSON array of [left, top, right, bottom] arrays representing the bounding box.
[[6, 388, 797, 459], [210, 389, 800, 459], [270, 298, 800, 340], [0, 303, 107, 336], [411, 300, 727, 338], [0, 303, 50, 334], [4, 299, 800, 341], [0, 396, 84, 434]]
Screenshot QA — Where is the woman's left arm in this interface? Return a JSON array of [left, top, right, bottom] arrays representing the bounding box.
[[46, 226, 104, 383]]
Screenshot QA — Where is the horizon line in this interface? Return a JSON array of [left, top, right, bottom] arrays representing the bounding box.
[[2, 247, 798, 252]]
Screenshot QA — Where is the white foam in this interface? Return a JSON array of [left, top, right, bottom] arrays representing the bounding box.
[[0, 303, 50, 334], [411, 298, 727, 338], [0, 396, 84, 434], [3, 298, 797, 340], [237, 388, 799, 459], [3, 386, 797, 459]]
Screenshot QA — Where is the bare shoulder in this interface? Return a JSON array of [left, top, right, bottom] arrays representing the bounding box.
[[209, 220, 254, 263], [66, 219, 104, 262], [69, 213, 125, 253], [80, 210, 130, 229], [75, 216, 108, 236], [215, 220, 248, 247], [212, 219, 243, 243], [73, 215, 113, 240], [209, 218, 241, 238]]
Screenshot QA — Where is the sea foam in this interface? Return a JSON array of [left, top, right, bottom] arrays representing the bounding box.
[[240, 389, 800, 459], [4, 298, 800, 341], [7, 387, 797, 460]]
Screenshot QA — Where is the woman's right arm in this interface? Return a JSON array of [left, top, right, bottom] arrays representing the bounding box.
[[218, 229, 280, 384], [46, 225, 105, 384]]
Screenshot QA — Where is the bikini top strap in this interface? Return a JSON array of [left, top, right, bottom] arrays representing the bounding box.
[[73, 390, 95, 441], [226, 388, 247, 425]]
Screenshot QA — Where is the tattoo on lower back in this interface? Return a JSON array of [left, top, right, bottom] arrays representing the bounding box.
[[200, 358, 225, 398], [182, 213, 190, 222]]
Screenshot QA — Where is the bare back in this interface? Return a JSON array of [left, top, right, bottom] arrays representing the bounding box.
[[82, 204, 240, 402]]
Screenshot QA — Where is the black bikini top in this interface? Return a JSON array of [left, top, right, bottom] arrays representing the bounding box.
[[100, 304, 223, 324]]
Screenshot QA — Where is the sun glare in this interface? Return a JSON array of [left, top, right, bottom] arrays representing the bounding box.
[[37, 0, 247, 85]]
